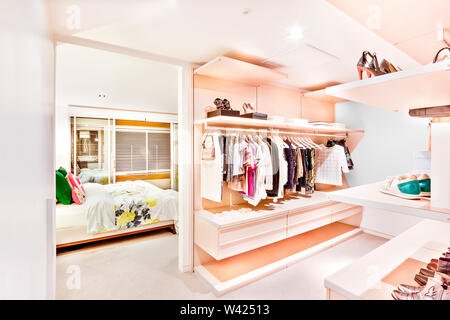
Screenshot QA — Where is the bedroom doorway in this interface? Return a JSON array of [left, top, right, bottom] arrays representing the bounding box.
[[53, 39, 193, 299]]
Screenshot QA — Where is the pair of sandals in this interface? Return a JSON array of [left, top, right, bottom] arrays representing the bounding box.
[[380, 174, 430, 200], [357, 51, 401, 79], [213, 98, 232, 110]]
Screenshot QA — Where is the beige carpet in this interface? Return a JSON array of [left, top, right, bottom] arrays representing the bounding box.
[[56, 230, 386, 300]]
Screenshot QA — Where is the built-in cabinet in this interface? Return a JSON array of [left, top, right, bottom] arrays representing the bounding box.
[[192, 56, 365, 295], [195, 197, 361, 261]]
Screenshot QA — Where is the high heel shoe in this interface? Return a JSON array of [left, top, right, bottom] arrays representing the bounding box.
[[433, 47, 449, 63], [380, 59, 400, 73], [357, 51, 385, 79]]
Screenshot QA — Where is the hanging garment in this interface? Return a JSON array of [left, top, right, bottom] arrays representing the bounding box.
[[296, 148, 306, 193], [243, 142, 267, 206], [266, 137, 280, 197], [283, 140, 295, 190], [260, 140, 273, 190], [315, 145, 349, 186], [224, 135, 235, 182], [243, 140, 256, 196], [310, 148, 316, 184], [221, 135, 227, 181], [296, 148, 314, 195], [338, 140, 354, 170], [327, 139, 354, 170], [232, 136, 246, 176], [266, 136, 287, 198], [293, 148, 303, 182], [304, 148, 315, 195], [201, 132, 224, 202], [275, 136, 288, 198]]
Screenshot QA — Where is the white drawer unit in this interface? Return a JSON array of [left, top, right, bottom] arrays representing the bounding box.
[[219, 215, 286, 259], [287, 202, 358, 238], [194, 198, 362, 261]]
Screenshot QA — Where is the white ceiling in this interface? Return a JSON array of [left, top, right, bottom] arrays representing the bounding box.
[[327, 0, 450, 65], [49, 0, 420, 89]]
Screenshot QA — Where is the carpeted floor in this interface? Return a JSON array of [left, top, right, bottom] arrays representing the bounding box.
[[56, 230, 386, 300]]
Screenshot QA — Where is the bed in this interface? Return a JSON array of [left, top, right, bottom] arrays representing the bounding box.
[[56, 180, 178, 247]]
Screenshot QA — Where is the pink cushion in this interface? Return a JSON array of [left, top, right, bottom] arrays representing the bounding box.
[[66, 173, 86, 204]]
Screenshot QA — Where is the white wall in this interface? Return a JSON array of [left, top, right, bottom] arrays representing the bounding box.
[[0, 0, 54, 299], [335, 101, 429, 186], [335, 101, 429, 237], [56, 44, 179, 111]]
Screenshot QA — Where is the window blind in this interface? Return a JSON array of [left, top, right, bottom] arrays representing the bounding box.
[[148, 132, 170, 171], [116, 131, 147, 172]]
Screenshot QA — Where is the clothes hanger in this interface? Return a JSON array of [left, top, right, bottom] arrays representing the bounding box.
[[298, 137, 311, 148], [306, 137, 318, 148], [293, 136, 302, 147], [305, 137, 320, 148], [293, 136, 305, 148], [303, 137, 316, 148]]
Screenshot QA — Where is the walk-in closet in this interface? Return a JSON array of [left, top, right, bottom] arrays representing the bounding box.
[[2, 0, 449, 302]]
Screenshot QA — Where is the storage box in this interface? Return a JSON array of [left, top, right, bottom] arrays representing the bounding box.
[[239, 112, 268, 120], [207, 109, 240, 118]]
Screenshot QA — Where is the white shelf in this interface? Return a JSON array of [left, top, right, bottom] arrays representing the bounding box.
[[303, 89, 347, 104], [325, 60, 450, 111], [324, 220, 450, 300], [195, 192, 334, 228], [197, 223, 362, 296], [327, 182, 450, 222], [194, 116, 363, 135], [194, 56, 287, 86]]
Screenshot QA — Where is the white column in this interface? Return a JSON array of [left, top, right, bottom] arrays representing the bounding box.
[[431, 122, 450, 210], [178, 63, 194, 272], [0, 0, 55, 299]]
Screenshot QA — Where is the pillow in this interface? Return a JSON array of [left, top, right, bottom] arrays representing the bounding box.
[[56, 171, 72, 204], [57, 166, 68, 177], [66, 173, 86, 205]]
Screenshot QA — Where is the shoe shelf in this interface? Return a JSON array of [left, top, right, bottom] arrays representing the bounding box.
[[324, 220, 450, 300], [325, 59, 450, 112], [194, 56, 288, 86], [327, 182, 450, 222]]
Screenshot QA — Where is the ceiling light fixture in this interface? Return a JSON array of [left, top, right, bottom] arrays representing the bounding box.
[[287, 25, 303, 40]]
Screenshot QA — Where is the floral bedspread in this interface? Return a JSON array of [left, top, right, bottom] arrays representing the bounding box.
[[84, 181, 178, 234], [114, 198, 160, 229]]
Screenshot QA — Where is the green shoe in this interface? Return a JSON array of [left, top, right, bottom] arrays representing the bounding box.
[[417, 174, 431, 197], [380, 177, 423, 200]]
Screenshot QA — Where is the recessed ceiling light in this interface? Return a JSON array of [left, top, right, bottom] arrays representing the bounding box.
[[287, 26, 303, 40]]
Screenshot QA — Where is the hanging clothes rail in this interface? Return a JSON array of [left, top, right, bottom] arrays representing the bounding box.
[[204, 125, 348, 138]]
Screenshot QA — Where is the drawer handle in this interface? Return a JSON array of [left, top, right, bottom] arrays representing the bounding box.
[[288, 215, 331, 228], [332, 207, 361, 221], [289, 203, 354, 216], [220, 226, 286, 248], [289, 204, 359, 223], [221, 216, 285, 233]]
